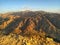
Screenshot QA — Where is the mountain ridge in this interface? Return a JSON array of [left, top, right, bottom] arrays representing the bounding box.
[[0, 11, 60, 45]]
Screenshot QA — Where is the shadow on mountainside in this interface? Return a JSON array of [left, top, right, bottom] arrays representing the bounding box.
[[2, 17, 24, 35]]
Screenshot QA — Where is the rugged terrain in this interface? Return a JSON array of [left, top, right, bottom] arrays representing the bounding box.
[[0, 11, 60, 45]]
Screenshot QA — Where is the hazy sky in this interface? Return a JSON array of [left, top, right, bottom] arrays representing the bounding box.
[[0, 0, 60, 13]]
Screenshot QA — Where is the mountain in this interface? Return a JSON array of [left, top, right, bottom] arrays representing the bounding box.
[[0, 11, 60, 45]]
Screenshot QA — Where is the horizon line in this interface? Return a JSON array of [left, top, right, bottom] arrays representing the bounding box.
[[0, 9, 60, 14]]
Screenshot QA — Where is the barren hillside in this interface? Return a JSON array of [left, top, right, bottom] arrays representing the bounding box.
[[0, 11, 60, 45]]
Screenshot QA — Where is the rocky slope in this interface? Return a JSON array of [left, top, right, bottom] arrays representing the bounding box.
[[0, 11, 60, 45]]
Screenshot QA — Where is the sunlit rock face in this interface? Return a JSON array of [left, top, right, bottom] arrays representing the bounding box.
[[0, 11, 60, 45]]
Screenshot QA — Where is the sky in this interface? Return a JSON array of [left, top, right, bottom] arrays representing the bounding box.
[[0, 0, 60, 13]]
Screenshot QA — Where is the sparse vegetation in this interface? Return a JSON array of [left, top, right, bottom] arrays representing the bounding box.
[[0, 11, 60, 45]]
